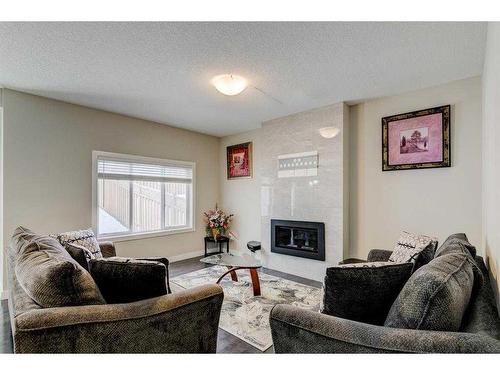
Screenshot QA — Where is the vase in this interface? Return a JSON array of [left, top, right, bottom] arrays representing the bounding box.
[[210, 227, 226, 240]]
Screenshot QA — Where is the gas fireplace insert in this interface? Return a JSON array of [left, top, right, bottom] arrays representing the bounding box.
[[271, 219, 325, 261]]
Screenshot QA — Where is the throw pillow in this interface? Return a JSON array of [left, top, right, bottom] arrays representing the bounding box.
[[412, 239, 438, 272], [321, 261, 414, 325], [12, 226, 105, 308], [384, 251, 475, 331], [389, 231, 436, 263], [64, 243, 91, 271], [88, 257, 168, 304], [53, 228, 103, 260]]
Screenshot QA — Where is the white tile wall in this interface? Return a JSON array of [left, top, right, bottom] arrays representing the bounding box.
[[260, 103, 347, 281]]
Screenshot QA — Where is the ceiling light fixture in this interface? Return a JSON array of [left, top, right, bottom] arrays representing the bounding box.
[[319, 127, 340, 139], [211, 74, 248, 96]]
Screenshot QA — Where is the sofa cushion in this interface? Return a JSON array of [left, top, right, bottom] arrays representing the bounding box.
[[435, 233, 477, 259], [53, 228, 103, 260], [384, 252, 475, 331], [460, 256, 500, 339], [10, 225, 43, 255], [321, 261, 414, 325], [12, 226, 105, 308], [64, 243, 90, 271], [89, 257, 168, 304], [389, 231, 436, 263]]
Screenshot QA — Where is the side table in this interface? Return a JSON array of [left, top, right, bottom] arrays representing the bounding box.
[[204, 236, 230, 256]]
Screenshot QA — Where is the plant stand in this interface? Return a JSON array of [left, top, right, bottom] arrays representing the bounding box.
[[204, 236, 229, 256]]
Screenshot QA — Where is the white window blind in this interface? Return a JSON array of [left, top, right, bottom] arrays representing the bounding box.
[[97, 158, 193, 183]]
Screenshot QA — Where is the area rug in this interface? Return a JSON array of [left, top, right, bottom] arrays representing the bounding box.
[[171, 266, 321, 351]]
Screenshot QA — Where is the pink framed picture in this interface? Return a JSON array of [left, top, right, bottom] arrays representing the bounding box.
[[382, 105, 451, 171], [227, 142, 252, 179]]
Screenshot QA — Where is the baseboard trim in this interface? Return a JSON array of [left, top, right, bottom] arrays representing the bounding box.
[[0, 290, 8, 300], [169, 250, 205, 263]]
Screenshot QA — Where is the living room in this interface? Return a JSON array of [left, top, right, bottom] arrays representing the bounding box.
[[1, 1, 499, 371]]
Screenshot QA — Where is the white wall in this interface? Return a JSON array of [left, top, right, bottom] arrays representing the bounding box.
[[219, 130, 261, 253], [482, 22, 500, 310], [349, 77, 483, 259], [2, 89, 220, 290]]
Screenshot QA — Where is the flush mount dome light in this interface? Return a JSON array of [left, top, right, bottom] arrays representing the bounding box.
[[211, 74, 248, 96], [319, 127, 340, 139]]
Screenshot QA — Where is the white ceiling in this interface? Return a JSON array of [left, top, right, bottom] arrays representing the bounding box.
[[0, 22, 487, 137]]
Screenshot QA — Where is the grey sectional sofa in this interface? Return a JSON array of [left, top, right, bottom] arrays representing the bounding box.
[[7, 241, 224, 353], [270, 245, 500, 353]]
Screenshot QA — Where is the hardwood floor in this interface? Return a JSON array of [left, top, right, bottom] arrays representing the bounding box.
[[0, 255, 321, 354]]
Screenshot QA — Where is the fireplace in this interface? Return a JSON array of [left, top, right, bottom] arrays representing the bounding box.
[[271, 219, 325, 261]]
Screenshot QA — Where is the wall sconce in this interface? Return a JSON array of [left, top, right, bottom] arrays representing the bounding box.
[[319, 127, 340, 139]]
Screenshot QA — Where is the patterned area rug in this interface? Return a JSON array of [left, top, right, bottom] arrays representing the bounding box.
[[171, 266, 321, 351]]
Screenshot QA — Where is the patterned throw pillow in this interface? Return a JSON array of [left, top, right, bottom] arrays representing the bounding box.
[[53, 229, 103, 260], [389, 231, 435, 263]]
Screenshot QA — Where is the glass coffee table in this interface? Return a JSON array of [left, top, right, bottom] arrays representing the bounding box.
[[200, 253, 262, 296]]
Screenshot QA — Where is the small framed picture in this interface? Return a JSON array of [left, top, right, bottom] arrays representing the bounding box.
[[227, 142, 252, 179], [382, 105, 451, 171]]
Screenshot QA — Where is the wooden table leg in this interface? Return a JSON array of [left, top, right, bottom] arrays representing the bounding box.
[[216, 267, 241, 283], [249, 268, 261, 296], [227, 266, 238, 282]]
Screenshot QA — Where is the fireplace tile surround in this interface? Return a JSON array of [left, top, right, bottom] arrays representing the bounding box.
[[260, 103, 349, 281]]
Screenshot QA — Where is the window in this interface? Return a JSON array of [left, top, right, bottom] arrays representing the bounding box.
[[93, 151, 195, 239]]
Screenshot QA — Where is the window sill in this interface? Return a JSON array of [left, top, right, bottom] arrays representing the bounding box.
[[98, 227, 195, 243]]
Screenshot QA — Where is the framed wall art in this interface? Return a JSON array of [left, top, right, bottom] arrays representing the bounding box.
[[382, 105, 451, 171], [227, 142, 252, 179]]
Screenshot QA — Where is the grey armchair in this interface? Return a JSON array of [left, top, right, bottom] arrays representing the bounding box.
[[7, 241, 224, 353], [270, 255, 500, 353]]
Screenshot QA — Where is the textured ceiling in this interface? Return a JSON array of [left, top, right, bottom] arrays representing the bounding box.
[[0, 22, 487, 136]]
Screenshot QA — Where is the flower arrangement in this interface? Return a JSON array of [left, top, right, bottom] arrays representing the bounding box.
[[204, 205, 234, 239]]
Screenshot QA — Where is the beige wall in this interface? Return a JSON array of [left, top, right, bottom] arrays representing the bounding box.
[[220, 78, 483, 274], [482, 22, 500, 310], [219, 129, 261, 253], [0, 76, 488, 293], [2, 89, 220, 290], [349, 77, 483, 259]]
